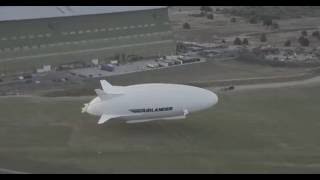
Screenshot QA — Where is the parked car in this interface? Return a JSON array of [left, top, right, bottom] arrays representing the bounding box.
[[147, 63, 159, 68], [221, 86, 235, 91], [101, 64, 115, 72]]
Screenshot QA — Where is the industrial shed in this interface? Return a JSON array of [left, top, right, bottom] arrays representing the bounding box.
[[0, 6, 176, 72]]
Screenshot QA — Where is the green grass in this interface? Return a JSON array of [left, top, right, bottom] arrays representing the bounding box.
[[1, 84, 320, 173]]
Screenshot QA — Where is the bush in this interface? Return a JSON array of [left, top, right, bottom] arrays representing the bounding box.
[[182, 22, 191, 29], [207, 14, 214, 20], [127, 55, 142, 62], [189, 12, 205, 17], [298, 36, 310, 46], [271, 22, 279, 30], [176, 42, 187, 52], [233, 37, 242, 45], [200, 6, 213, 13], [312, 30, 320, 38], [242, 38, 249, 45], [260, 33, 267, 42], [262, 18, 273, 27], [249, 16, 258, 24], [301, 30, 308, 36], [284, 40, 291, 47]]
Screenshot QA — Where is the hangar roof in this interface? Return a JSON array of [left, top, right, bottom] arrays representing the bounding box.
[[0, 6, 167, 22]]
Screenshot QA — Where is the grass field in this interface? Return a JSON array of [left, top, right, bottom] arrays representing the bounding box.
[[169, 6, 320, 46], [1, 82, 320, 173]]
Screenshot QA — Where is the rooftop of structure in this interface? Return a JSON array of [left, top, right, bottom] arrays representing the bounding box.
[[0, 6, 167, 21]]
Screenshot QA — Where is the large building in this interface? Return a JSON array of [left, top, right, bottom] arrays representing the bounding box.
[[0, 6, 176, 72]]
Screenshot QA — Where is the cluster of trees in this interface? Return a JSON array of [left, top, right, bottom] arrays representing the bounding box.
[[207, 14, 214, 20], [249, 16, 258, 24], [301, 30, 308, 36], [176, 42, 187, 52], [189, 6, 214, 20], [232, 19, 319, 48], [298, 36, 310, 47], [284, 40, 291, 47], [215, 8, 222, 12], [261, 18, 279, 29], [218, 6, 320, 21], [217, 7, 282, 28], [271, 22, 279, 30], [233, 37, 249, 45], [283, 30, 320, 47], [233, 29, 319, 48], [113, 53, 143, 64], [200, 6, 214, 20], [298, 30, 310, 46], [312, 30, 320, 39], [295, 30, 320, 47], [262, 18, 273, 26], [200, 6, 213, 13], [246, 16, 279, 30]]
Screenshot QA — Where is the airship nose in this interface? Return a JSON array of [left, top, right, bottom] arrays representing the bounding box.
[[86, 103, 100, 116], [86, 103, 94, 115], [205, 90, 218, 108], [82, 103, 89, 113], [84, 97, 101, 116]]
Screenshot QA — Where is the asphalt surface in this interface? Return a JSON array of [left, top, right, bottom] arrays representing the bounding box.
[[210, 75, 320, 92]]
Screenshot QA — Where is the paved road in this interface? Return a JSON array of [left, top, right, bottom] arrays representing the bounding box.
[[0, 168, 29, 174], [209, 75, 320, 93], [3, 73, 320, 100]]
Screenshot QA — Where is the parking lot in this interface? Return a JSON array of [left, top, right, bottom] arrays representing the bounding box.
[[69, 57, 206, 78]]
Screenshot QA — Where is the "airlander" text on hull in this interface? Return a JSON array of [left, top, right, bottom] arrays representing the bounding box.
[[82, 80, 218, 124]]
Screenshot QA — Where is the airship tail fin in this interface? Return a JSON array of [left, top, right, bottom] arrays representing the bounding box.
[[100, 80, 124, 95], [100, 80, 113, 91], [95, 89, 122, 100], [98, 114, 120, 124]]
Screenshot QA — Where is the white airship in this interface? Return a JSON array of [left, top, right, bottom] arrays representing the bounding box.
[[82, 80, 218, 124]]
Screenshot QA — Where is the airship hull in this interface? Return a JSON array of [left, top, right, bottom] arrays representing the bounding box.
[[83, 81, 218, 124]]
